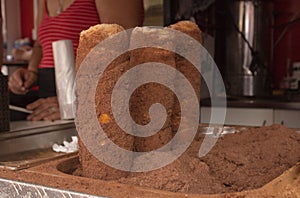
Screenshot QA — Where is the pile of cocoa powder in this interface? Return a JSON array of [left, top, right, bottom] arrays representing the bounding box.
[[75, 124, 300, 194], [200, 124, 300, 193]]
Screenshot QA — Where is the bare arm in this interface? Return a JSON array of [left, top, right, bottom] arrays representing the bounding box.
[[28, 0, 44, 73], [8, 0, 44, 94], [95, 0, 142, 29]]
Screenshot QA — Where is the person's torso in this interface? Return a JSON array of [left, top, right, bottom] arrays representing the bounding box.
[[38, 0, 100, 69]]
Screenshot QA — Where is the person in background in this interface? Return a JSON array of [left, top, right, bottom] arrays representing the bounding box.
[[12, 38, 33, 61], [8, 0, 143, 121]]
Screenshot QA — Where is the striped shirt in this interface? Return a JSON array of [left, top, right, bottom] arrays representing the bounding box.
[[38, 0, 100, 68]]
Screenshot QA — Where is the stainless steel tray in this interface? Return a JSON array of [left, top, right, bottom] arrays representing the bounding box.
[[0, 120, 77, 170]]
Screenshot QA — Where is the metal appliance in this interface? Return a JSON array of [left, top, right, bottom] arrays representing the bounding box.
[[216, 0, 274, 97], [164, 0, 273, 97]]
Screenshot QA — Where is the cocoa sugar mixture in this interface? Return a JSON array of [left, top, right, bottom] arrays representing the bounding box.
[[74, 124, 300, 194], [72, 23, 299, 195]]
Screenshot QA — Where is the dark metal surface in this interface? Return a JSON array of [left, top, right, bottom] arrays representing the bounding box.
[[0, 121, 76, 141], [0, 121, 77, 170], [201, 97, 300, 110], [0, 150, 77, 171], [217, 0, 273, 97], [0, 74, 9, 132], [2, 60, 28, 66]]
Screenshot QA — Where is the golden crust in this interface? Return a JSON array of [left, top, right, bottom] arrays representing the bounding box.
[[168, 20, 202, 43], [76, 24, 125, 72]]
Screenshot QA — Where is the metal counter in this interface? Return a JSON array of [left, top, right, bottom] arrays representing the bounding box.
[[201, 97, 300, 110], [0, 120, 77, 170]]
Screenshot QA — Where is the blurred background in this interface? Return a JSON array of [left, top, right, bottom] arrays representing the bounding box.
[[1, 0, 300, 127]]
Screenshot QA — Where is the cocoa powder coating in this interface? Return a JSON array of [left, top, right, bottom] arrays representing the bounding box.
[[74, 22, 300, 195], [74, 124, 300, 194]]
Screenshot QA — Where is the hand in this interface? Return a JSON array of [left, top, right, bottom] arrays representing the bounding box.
[[26, 97, 61, 121], [12, 46, 33, 61], [8, 68, 37, 95]]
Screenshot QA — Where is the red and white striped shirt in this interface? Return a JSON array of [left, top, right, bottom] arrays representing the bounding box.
[[38, 0, 100, 68]]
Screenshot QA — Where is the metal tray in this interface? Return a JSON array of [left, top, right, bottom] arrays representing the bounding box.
[[0, 120, 77, 170]]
